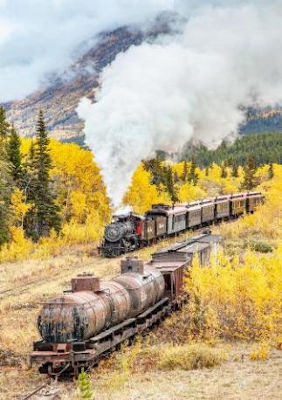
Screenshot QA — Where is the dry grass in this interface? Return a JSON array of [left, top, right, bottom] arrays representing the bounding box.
[[0, 216, 281, 399], [59, 344, 281, 400]]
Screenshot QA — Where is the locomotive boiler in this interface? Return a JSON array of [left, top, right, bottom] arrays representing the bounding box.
[[100, 213, 142, 257]]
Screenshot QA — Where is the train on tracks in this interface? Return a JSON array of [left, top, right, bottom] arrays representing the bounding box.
[[30, 231, 222, 378], [99, 192, 264, 257]]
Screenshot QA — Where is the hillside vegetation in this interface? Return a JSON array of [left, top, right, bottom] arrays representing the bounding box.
[[0, 109, 280, 262], [0, 108, 281, 399], [181, 132, 282, 167]]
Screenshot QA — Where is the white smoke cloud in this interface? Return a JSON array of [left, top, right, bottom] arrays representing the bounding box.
[[0, 0, 175, 102], [77, 0, 282, 207]]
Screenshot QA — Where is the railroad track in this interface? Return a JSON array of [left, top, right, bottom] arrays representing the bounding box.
[[0, 260, 100, 302], [21, 383, 60, 400]]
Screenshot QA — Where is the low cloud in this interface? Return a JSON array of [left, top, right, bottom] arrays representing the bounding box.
[[0, 0, 174, 102]]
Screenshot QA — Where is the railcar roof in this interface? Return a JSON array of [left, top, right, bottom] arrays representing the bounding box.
[[146, 206, 188, 216], [152, 233, 223, 256]]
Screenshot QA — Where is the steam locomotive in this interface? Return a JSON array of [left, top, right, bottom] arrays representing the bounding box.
[[99, 192, 264, 257]]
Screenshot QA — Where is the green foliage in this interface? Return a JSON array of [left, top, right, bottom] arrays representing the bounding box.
[[182, 161, 189, 182], [0, 156, 12, 246], [0, 109, 12, 246], [181, 132, 282, 167], [220, 162, 228, 178], [245, 240, 273, 253], [241, 155, 259, 190], [77, 369, 93, 399], [231, 162, 239, 178], [0, 107, 9, 138], [187, 157, 199, 185], [7, 126, 22, 183], [165, 165, 179, 203], [268, 163, 274, 179], [24, 110, 61, 240]]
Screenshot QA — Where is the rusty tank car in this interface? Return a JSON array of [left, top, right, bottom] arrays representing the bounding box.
[[30, 231, 222, 378], [38, 260, 164, 344]]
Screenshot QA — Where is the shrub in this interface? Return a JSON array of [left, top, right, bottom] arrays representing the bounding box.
[[245, 240, 273, 253], [249, 343, 270, 361], [77, 369, 93, 399], [157, 344, 226, 371]]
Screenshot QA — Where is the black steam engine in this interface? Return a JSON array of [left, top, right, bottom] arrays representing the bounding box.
[[100, 213, 143, 257]]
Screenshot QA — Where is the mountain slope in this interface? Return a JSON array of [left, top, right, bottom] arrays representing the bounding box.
[[2, 18, 282, 144], [2, 13, 180, 144]]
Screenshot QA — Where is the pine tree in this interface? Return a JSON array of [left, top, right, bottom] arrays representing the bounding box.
[[0, 156, 12, 245], [24, 110, 61, 240], [7, 126, 22, 184], [241, 155, 258, 191], [0, 107, 9, 138], [0, 107, 12, 245], [165, 166, 179, 204], [268, 163, 274, 180], [220, 162, 228, 178], [205, 167, 209, 177], [181, 161, 188, 182], [231, 163, 239, 178], [77, 369, 93, 399], [187, 157, 199, 186]]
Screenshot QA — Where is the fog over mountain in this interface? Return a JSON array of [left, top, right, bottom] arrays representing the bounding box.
[[0, 0, 281, 207]]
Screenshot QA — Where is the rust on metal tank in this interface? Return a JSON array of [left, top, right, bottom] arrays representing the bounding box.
[[71, 273, 100, 292], [114, 260, 165, 317], [121, 257, 144, 274], [99, 281, 131, 327], [38, 291, 109, 342]]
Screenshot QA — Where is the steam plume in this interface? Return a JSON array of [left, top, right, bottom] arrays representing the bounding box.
[[77, 1, 282, 207]]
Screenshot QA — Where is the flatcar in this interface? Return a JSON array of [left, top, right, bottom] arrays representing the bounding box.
[[99, 192, 264, 257], [30, 232, 222, 378]]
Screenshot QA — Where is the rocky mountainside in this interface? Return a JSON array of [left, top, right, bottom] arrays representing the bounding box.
[[2, 26, 146, 144], [2, 15, 282, 145], [2, 13, 180, 144]]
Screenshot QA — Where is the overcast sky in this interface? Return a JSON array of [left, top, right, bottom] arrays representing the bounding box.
[[0, 0, 268, 102]]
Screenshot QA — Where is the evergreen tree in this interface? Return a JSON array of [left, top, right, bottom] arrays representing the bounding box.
[[268, 163, 274, 180], [231, 163, 239, 178], [241, 155, 258, 190], [24, 110, 61, 240], [187, 157, 199, 186], [77, 369, 93, 399], [220, 162, 228, 178], [165, 166, 179, 204], [205, 167, 209, 177], [0, 156, 12, 245], [181, 161, 189, 182], [7, 126, 22, 184], [0, 107, 9, 138], [0, 107, 12, 245]]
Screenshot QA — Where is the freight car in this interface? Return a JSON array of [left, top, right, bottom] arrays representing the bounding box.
[[30, 232, 222, 378], [99, 192, 264, 257]]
